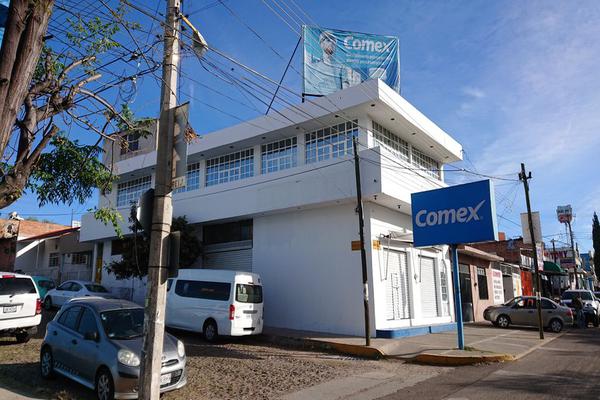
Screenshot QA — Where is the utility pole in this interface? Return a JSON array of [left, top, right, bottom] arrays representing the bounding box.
[[518, 163, 544, 340], [567, 220, 579, 289], [551, 239, 557, 263], [352, 136, 371, 347], [138, 0, 180, 398]]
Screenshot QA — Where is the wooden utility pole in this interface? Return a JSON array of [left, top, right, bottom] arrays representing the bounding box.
[[567, 220, 579, 289], [352, 136, 371, 346], [519, 163, 544, 340], [138, 0, 180, 398]]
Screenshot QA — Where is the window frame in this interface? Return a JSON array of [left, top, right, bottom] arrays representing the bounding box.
[[305, 120, 358, 164], [372, 122, 410, 162], [116, 175, 152, 207], [175, 280, 232, 301], [205, 148, 254, 187], [261, 137, 298, 174], [476, 267, 489, 300], [58, 306, 83, 332], [49, 252, 60, 268]]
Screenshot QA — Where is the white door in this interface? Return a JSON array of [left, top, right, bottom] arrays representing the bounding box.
[[385, 250, 410, 320], [419, 256, 439, 318]]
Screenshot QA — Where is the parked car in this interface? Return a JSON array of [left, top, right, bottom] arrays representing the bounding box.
[[43, 280, 115, 310], [483, 296, 573, 333], [40, 297, 186, 400], [31, 276, 56, 299], [560, 289, 600, 327], [0, 272, 42, 343], [166, 269, 263, 341]]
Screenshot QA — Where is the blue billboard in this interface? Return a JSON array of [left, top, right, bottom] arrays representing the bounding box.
[[0, 1, 9, 46], [302, 26, 399, 96], [411, 180, 499, 247]]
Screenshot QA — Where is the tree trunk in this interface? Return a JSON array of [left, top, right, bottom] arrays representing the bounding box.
[[0, 167, 32, 209]]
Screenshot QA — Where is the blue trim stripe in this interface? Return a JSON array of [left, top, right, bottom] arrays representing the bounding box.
[[376, 322, 457, 338]]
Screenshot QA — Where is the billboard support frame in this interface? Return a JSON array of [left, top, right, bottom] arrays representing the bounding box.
[[450, 244, 465, 350]]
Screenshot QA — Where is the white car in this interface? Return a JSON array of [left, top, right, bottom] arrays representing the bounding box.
[[0, 272, 42, 343], [43, 280, 115, 310]]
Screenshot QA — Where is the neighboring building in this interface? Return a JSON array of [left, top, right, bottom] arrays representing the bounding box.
[[457, 245, 504, 322], [497, 262, 522, 302], [81, 79, 464, 337], [581, 252, 596, 290], [544, 246, 583, 290]]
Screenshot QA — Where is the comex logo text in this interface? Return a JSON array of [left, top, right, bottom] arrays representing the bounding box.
[[415, 200, 485, 228]]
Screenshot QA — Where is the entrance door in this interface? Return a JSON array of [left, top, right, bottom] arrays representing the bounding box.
[[420, 256, 439, 318], [385, 250, 410, 320], [459, 264, 474, 322]]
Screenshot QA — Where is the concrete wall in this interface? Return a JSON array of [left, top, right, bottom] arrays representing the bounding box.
[[457, 253, 496, 322]]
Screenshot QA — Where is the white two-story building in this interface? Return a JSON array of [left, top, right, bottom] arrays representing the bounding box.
[[80, 79, 463, 338]]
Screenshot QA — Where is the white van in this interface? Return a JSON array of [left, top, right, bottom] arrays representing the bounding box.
[[166, 269, 263, 341], [0, 272, 42, 343]]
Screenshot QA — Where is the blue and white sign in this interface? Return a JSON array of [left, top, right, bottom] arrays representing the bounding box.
[[302, 26, 399, 96], [411, 180, 498, 247]]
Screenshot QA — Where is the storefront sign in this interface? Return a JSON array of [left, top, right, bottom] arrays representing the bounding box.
[[411, 180, 498, 247], [556, 205, 573, 223], [492, 269, 504, 304], [536, 243, 544, 271], [520, 212, 542, 244]]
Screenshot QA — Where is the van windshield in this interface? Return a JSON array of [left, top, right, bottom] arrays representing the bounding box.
[[236, 284, 263, 304]]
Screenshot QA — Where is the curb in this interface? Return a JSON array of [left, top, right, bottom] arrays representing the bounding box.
[[258, 334, 384, 359], [409, 352, 515, 366]]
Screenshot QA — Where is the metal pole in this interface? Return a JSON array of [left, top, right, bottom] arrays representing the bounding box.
[[450, 244, 465, 350], [519, 163, 544, 340], [138, 0, 180, 398], [567, 220, 579, 289], [352, 136, 371, 347]]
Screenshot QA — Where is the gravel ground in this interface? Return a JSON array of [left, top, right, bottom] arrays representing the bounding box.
[[0, 310, 443, 400]]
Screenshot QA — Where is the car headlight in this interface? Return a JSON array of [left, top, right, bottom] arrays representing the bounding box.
[[177, 340, 185, 358], [118, 349, 140, 367]]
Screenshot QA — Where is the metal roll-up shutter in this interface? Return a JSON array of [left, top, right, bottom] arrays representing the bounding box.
[[203, 249, 252, 272], [419, 256, 439, 318], [385, 250, 410, 320]]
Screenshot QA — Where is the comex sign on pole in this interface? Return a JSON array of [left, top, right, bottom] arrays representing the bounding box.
[[412, 180, 498, 350]]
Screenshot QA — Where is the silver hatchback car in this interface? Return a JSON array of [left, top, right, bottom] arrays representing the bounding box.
[[483, 296, 573, 333], [40, 298, 186, 400]]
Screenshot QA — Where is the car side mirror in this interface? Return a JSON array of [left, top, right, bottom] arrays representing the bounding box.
[[84, 331, 99, 341]]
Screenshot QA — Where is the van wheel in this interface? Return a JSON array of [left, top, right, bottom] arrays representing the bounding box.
[[40, 347, 54, 379], [203, 320, 218, 342], [16, 332, 30, 343], [549, 319, 563, 333]]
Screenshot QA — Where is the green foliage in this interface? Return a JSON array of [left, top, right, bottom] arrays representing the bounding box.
[[28, 135, 116, 207], [593, 212, 600, 279], [106, 216, 202, 280]]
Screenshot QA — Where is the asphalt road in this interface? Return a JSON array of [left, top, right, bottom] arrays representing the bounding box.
[[380, 328, 600, 400]]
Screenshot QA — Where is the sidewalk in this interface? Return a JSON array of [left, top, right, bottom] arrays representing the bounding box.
[[262, 323, 566, 365], [0, 387, 42, 400]]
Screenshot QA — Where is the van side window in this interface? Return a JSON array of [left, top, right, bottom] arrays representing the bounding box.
[[167, 279, 173, 292], [175, 280, 231, 301]]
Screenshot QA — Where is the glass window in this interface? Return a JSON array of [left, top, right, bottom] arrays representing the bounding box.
[[85, 284, 109, 293], [236, 284, 263, 303], [71, 283, 83, 292], [541, 299, 557, 310], [175, 280, 231, 301], [372, 122, 409, 162], [305, 120, 358, 164], [116, 176, 152, 207], [77, 308, 98, 335], [562, 291, 593, 301], [174, 162, 202, 193], [58, 306, 82, 330], [58, 282, 73, 291], [206, 148, 254, 187], [202, 220, 252, 245], [120, 132, 140, 155], [0, 277, 36, 295], [100, 308, 144, 339], [71, 253, 87, 265], [167, 279, 173, 291], [477, 267, 489, 300], [49, 252, 59, 267], [261, 137, 297, 174], [412, 148, 441, 179]]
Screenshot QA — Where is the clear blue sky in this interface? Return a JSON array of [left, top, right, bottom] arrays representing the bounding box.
[[9, 0, 600, 252]]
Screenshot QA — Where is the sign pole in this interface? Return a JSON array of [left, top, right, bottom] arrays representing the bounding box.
[[450, 244, 465, 350]]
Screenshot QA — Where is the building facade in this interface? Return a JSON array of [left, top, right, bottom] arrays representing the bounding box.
[[81, 80, 464, 337]]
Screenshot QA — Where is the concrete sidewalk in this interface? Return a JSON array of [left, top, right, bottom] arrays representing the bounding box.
[[262, 324, 566, 365]]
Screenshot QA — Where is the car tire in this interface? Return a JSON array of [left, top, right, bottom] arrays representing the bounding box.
[[44, 297, 52, 311], [15, 332, 30, 344], [549, 318, 563, 333], [95, 367, 115, 400], [40, 346, 54, 379], [496, 315, 510, 329], [203, 320, 218, 342]]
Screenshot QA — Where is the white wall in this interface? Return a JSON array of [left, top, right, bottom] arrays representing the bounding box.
[[98, 240, 147, 304], [253, 203, 368, 336]]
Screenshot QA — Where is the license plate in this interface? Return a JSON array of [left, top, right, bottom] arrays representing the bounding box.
[[160, 373, 171, 385], [3, 306, 17, 313]]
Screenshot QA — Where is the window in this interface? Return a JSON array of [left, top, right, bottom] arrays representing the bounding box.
[[175, 280, 231, 301], [57, 282, 73, 291], [412, 148, 440, 179], [100, 308, 144, 339], [85, 284, 109, 293], [116, 176, 151, 207], [476, 267, 489, 300], [71, 253, 87, 265], [206, 149, 254, 187], [111, 239, 130, 256], [174, 162, 201, 193], [261, 137, 297, 174], [49, 252, 59, 267], [120, 132, 140, 155], [167, 279, 173, 291], [0, 277, 36, 295], [541, 299, 557, 310], [305, 121, 358, 164], [372, 122, 409, 162], [77, 308, 98, 335], [70, 282, 83, 292], [236, 284, 263, 303], [202, 220, 252, 245], [58, 306, 82, 330]]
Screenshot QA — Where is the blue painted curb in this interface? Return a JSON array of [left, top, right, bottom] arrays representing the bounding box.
[[376, 322, 457, 338]]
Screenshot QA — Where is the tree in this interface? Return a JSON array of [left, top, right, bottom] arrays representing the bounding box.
[[0, 0, 159, 229], [106, 216, 202, 280], [593, 212, 600, 280]]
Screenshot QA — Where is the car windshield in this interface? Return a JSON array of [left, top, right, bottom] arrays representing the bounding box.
[[85, 284, 109, 293], [562, 291, 593, 301], [503, 297, 519, 307], [236, 284, 263, 304], [100, 308, 144, 340], [0, 276, 36, 296]]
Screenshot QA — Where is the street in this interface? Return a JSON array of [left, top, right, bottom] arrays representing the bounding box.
[[380, 328, 600, 400]]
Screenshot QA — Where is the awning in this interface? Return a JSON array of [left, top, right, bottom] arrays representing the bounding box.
[[543, 261, 566, 274]]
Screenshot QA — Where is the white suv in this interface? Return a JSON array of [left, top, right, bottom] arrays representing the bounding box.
[[0, 272, 42, 343]]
